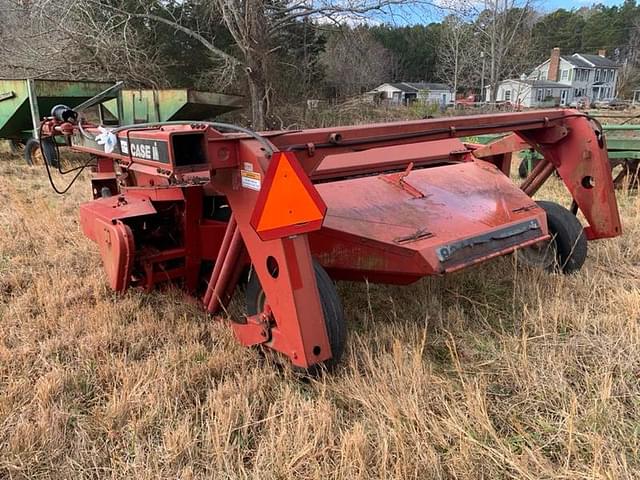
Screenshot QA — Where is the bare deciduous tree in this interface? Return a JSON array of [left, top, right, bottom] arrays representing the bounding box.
[[618, 19, 640, 98], [437, 15, 474, 96], [443, 0, 536, 101], [477, 0, 536, 101], [55, 0, 431, 129], [0, 0, 166, 84], [320, 27, 391, 98]]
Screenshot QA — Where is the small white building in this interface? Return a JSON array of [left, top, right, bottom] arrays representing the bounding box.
[[371, 82, 453, 106], [492, 79, 568, 108]]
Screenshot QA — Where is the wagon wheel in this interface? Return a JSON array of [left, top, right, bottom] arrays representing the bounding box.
[[9, 140, 24, 155], [24, 138, 58, 167], [245, 260, 347, 372], [517, 201, 587, 274], [610, 158, 640, 189]]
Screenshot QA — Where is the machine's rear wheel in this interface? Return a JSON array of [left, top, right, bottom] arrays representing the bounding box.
[[517, 200, 587, 274], [24, 138, 58, 167], [246, 260, 347, 371]]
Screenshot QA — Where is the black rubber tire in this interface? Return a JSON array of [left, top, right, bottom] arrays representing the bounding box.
[[518, 158, 529, 178], [24, 137, 58, 167], [538, 200, 587, 274], [9, 140, 23, 155], [246, 260, 346, 370]]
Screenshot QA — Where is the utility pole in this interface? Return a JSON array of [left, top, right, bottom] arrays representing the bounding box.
[[480, 51, 486, 102]]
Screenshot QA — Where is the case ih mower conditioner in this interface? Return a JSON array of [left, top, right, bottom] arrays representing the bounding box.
[[39, 108, 622, 370]]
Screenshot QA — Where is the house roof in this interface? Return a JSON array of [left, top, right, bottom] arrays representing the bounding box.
[[561, 55, 592, 68], [502, 79, 567, 89], [387, 82, 451, 92], [526, 80, 568, 88], [532, 53, 619, 72], [573, 53, 619, 68]]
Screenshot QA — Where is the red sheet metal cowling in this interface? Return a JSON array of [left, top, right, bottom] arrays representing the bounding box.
[[310, 159, 548, 283]]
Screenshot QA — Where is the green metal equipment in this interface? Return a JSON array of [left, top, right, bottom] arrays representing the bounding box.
[[101, 89, 243, 125], [0, 80, 243, 166], [600, 124, 640, 187], [0, 79, 118, 164]]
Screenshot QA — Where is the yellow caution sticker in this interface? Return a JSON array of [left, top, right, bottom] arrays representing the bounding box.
[[241, 170, 261, 191]]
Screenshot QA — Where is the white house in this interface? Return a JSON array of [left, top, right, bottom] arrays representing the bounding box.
[[492, 78, 568, 108], [492, 48, 620, 108], [530, 48, 619, 105], [371, 82, 453, 106]]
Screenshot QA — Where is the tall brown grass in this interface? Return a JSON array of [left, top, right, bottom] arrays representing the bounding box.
[[1, 148, 640, 479]]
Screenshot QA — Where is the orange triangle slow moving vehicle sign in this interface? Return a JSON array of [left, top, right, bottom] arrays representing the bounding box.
[[250, 152, 327, 241]]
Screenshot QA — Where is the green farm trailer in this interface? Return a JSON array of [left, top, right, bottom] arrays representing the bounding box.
[[600, 124, 640, 187], [101, 89, 243, 125], [0, 79, 243, 166], [0, 79, 116, 164]]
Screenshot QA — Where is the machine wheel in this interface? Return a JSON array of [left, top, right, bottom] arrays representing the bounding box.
[[24, 137, 58, 167], [9, 140, 23, 155], [611, 158, 640, 189], [518, 158, 529, 178], [246, 260, 347, 370], [518, 201, 587, 274]]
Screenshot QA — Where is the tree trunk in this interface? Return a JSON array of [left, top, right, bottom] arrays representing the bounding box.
[[247, 77, 266, 131], [246, 58, 268, 131]]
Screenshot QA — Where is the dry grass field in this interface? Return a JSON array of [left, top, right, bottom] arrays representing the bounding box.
[[1, 150, 640, 479]]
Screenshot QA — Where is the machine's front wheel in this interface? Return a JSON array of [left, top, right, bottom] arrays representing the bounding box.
[[24, 138, 58, 167], [246, 260, 347, 371], [517, 200, 587, 274]]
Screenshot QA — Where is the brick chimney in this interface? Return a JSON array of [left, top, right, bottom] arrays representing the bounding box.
[[548, 47, 561, 82], [598, 49, 607, 57]]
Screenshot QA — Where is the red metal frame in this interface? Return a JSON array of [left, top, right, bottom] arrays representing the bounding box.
[[40, 109, 621, 368]]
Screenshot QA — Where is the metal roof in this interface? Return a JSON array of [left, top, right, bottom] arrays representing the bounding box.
[[561, 56, 592, 68], [573, 53, 619, 68], [387, 82, 451, 92], [503, 79, 567, 88]]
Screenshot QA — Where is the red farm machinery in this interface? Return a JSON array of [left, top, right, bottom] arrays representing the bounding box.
[[39, 107, 622, 370]]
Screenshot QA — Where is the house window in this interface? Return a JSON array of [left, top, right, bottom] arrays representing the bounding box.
[[561, 70, 569, 81], [537, 89, 544, 102], [504, 90, 511, 101], [546, 89, 552, 98], [595, 69, 601, 81]]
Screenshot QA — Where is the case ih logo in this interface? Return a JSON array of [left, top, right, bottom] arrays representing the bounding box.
[[119, 138, 168, 163]]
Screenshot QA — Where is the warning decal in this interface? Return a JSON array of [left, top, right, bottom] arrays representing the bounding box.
[[249, 151, 327, 241], [241, 170, 261, 191]]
